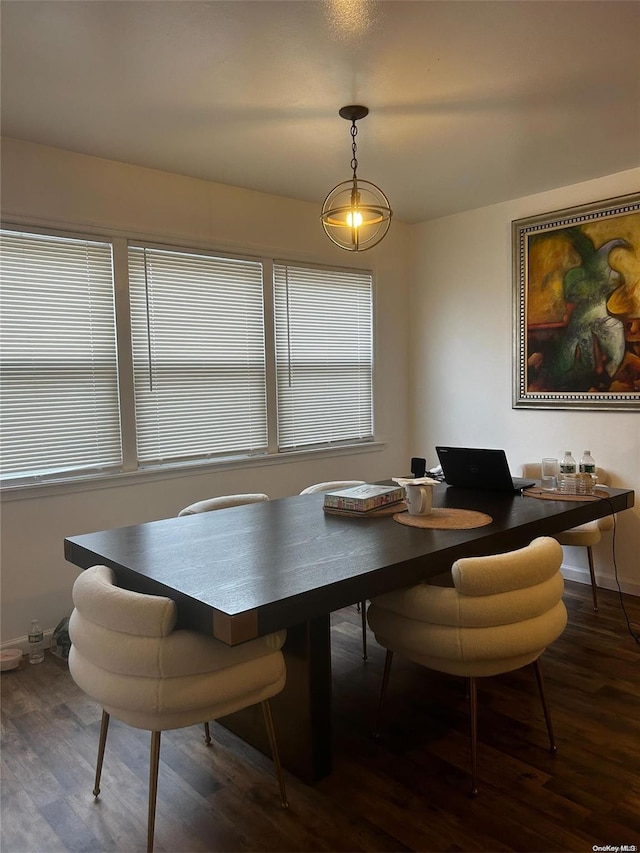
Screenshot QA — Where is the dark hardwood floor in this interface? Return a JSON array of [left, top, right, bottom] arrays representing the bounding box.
[[2, 580, 639, 852]]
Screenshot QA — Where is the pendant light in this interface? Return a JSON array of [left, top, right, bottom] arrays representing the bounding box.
[[321, 105, 392, 251]]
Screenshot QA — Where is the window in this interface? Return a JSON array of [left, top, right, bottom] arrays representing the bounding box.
[[0, 230, 121, 483], [0, 226, 375, 487], [274, 263, 373, 450], [128, 246, 267, 465]]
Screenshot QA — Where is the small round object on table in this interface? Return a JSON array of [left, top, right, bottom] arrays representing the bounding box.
[[0, 649, 23, 671]]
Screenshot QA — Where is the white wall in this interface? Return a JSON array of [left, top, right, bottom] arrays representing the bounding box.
[[408, 168, 640, 593], [0, 139, 412, 645]]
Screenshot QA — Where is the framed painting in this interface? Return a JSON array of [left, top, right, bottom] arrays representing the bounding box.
[[513, 192, 640, 410]]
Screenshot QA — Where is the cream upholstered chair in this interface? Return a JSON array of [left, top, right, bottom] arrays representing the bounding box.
[[179, 493, 269, 516], [299, 480, 369, 659], [367, 536, 567, 795], [299, 480, 366, 496], [521, 463, 613, 611], [69, 565, 288, 852]]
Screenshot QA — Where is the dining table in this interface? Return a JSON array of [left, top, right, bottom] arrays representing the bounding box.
[[64, 480, 634, 783]]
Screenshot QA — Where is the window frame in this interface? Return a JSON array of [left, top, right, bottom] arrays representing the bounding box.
[[0, 221, 380, 495], [128, 241, 268, 469], [273, 259, 375, 452], [0, 226, 123, 485]]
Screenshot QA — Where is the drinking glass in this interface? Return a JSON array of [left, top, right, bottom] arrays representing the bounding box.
[[541, 457, 559, 491]]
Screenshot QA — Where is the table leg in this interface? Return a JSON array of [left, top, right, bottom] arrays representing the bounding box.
[[218, 615, 332, 784]]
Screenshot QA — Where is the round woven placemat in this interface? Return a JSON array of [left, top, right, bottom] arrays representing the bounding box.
[[523, 486, 609, 502], [323, 501, 407, 518], [393, 507, 493, 530]]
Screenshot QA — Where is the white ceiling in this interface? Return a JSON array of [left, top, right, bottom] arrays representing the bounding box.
[[2, 0, 639, 224]]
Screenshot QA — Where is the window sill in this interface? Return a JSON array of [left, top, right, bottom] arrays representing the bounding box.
[[0, 441, 387, 502]]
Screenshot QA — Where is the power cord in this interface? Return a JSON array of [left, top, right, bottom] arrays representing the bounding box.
[[600, 494, 640, 645]]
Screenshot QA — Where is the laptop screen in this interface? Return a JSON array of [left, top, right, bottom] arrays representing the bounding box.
[[435, 446, 535, 492]]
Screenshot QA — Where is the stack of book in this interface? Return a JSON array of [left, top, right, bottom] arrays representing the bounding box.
[[323, 484, 404, 514]]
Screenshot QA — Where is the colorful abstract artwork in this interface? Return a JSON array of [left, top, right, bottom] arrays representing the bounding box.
[[513, 193, 640, 410]]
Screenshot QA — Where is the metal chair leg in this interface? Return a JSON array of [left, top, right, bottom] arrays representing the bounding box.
[[374, 650, 394, 738], [361, 601, 368, 660], [468, 677, 478, 797], [586, 546, 599, 612], [93, 710, 110, 797], [533, 659, 557, 754], [203, 722, 211, 745], [147, 731, 161, 853], [261, 700, 289, 808]]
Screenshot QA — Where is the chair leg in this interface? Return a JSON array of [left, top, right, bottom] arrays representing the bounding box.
[[361, 601, 368, 660], [374, 650, 394, 738], [586, 546, 599, 612], [93, 710, 110, 797], [533, 659, 557, 754], [468, 676, 478, 797], [261, 700, 289, 808], [203, 722, 211, 745], [147, 731, 161, 853]]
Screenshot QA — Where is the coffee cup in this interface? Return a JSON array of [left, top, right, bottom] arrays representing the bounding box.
[[404, 483, 433, 516]]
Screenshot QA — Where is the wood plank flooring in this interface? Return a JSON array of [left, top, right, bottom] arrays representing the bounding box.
[[2, 580, 639, 852]]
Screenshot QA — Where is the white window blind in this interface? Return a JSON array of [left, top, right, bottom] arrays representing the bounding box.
[[273, 263, 373, 451], [128, 246, 267, 465], [0, 230, 121, 483]]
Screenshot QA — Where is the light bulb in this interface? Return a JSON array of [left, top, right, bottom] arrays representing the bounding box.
[[346, 210, 363, 228]]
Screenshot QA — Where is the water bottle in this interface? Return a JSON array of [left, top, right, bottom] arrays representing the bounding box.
[[560, 451, 576, 475], [28, 619, 44, 665], [579, 451, 596, 475]]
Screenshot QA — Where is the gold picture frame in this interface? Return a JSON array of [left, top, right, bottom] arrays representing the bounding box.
[[513, 192, 640, 410]]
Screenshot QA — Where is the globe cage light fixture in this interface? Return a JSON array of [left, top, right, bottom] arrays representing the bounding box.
[[321, 105, 392, 251]]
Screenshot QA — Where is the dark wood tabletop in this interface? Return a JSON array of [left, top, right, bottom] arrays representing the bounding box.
[[64, 482, 635, 782], [64, 483, 634, 645]]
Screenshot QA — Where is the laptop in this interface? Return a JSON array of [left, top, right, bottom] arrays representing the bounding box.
[[435, 446, 536, 492]]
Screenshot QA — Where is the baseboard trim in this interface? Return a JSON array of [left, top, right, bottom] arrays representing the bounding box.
[[561, 564, 640, 597], [1, 630, 53, 655]]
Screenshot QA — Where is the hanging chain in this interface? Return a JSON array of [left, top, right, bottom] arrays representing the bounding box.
[[350, 121, 359, 178]]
